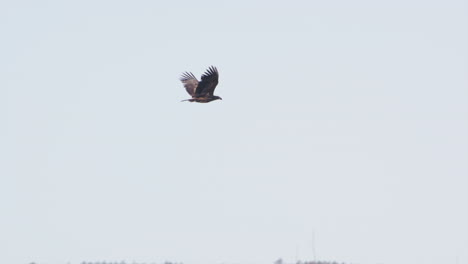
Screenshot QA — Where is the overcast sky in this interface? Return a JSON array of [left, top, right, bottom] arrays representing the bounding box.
[[1, 1, 467, 264]]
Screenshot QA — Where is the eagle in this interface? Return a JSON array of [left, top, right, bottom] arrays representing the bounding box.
[[180, 66, 222, 103]]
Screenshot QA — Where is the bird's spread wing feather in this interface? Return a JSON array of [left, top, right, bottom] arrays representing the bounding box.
[[195, 66, 219, 97], [180, 72, 198, 96]]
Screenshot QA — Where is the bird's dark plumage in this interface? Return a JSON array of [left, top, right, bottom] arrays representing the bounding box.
[[180, 66, 222, 103]]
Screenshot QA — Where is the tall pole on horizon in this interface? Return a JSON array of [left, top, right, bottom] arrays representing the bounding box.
[[312, 231, 317, 262], [295, 245, 299, 263]]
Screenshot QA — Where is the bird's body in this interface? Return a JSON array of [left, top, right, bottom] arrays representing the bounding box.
[[182, 96, 222, 103], [180, 66, 222, 103]]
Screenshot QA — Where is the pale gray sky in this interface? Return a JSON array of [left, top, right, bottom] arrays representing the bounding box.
[[1, 1, 467, 264]]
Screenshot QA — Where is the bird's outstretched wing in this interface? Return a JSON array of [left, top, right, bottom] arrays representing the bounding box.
[[180, 72, 198, 96], [195, 66, 219, 97]]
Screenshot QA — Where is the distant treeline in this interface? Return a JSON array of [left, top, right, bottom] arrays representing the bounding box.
[[299, 262, 347, 264], [79, 262, 181, 264], [30, 260, 347, 264], [275, 259, 348, 264], [30, 261, 180, 264]]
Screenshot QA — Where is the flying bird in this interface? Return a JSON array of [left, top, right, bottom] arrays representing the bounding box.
[[180, 66, 222, 103]]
